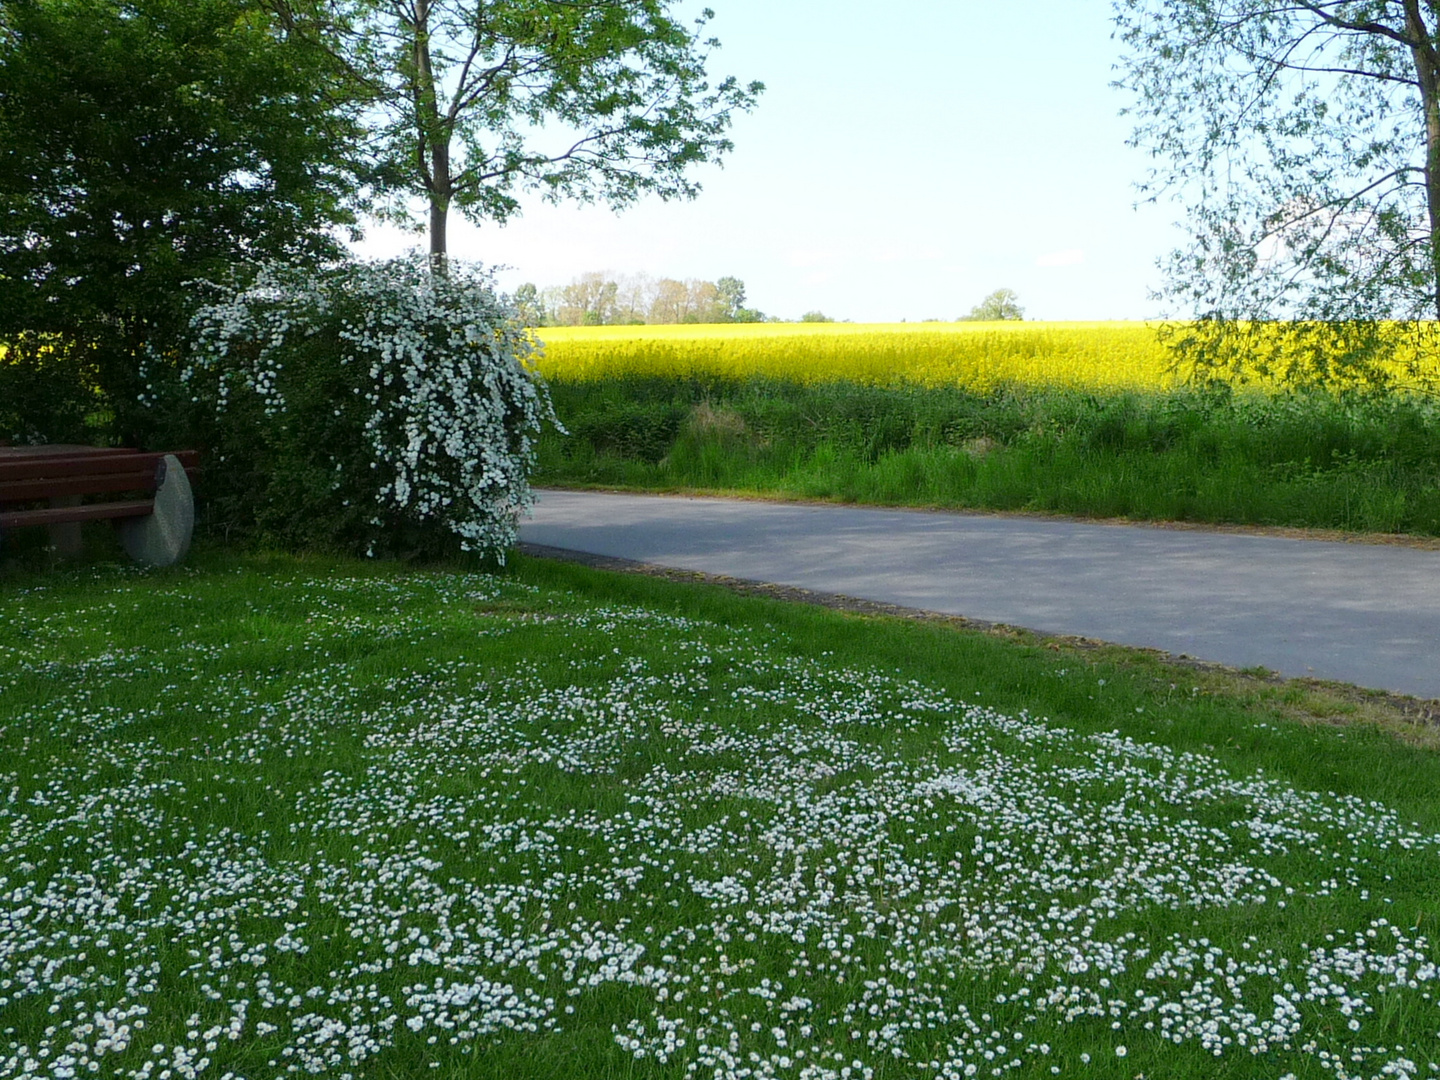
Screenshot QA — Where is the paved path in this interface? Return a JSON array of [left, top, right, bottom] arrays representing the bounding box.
[[520, 490, 1440, 700]]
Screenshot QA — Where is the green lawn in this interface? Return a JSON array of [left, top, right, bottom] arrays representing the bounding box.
[[2, 549, 1439, 1079]]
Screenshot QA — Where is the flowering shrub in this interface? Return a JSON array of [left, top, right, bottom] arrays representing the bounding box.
[[175, 257, 554, 558]]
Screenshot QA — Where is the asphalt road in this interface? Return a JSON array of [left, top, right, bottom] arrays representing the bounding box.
[[519, 489, 1440, 700]]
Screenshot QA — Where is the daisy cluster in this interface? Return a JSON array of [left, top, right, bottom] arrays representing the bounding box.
[[2, 568, 1438, 1079], [175, 257, 553, 557]]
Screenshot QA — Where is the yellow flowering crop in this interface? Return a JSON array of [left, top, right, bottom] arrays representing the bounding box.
[[530, 322, 1182, 392], [531, 321, 1440, 394]]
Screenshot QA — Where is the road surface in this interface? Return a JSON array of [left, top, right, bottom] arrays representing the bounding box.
[[520, 489, 1440, 700]]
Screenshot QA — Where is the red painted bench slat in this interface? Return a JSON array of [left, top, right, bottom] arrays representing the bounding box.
[[0, 450, 200, 483], [0, 500, 156, 529], [2, 471, 164, 501]]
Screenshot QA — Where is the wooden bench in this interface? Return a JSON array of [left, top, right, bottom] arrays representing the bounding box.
[[0, 445, 200, 565]]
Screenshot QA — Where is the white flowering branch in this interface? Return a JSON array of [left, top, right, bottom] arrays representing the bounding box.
[[182, 256, 554, 558]]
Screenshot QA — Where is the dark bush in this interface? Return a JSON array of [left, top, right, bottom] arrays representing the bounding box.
[[0, 336, 104, 446]]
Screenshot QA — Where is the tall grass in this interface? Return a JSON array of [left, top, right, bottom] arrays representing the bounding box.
[[537, 378, 1440, 535]]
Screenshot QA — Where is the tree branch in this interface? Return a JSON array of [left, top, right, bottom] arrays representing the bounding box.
[[1291, 0, 1414, 48]]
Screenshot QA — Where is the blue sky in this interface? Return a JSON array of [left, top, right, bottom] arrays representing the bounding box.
[[353, 1, 1185, 322]]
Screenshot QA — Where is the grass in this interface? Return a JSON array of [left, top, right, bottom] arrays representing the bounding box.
[[3, 547, 1440, 1079], [536, 379, 1440, 537]]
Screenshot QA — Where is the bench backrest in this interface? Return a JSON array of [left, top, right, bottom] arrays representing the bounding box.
[[0, 449, 201, 503]]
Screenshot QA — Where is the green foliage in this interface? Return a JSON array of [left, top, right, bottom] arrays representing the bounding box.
[[512, 283, 546, 327], [0, 0, 365, 442], [561, 389, 688, 464], [538, 377, 1440, 536], [799, 311, 834, 323], [1114, 2, 1440, 388], [958, 287, 1024, 321], [715, 275, 762, 322], [326, 0, 764, 254], [0, 336, 103, 446], [715, 276, 746, 320]]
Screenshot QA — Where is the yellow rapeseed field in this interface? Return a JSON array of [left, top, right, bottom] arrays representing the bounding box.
[[532, 321, 1440, 394], [530, 322, 1181, 392]]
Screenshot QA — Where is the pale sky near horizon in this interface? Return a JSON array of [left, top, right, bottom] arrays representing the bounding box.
[[351, 1, 1186, 322]]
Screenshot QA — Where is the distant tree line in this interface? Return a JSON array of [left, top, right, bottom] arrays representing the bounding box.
[[514, 273, 767, 326], [516, 279, 1027, 328]]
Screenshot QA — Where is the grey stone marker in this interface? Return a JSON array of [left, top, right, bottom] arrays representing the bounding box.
[[120, 454, 194, 566]]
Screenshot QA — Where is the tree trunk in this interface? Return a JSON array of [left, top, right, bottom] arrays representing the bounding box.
[[1403, 0, 1440, 318], [412, 0, 450, 272], [429, 192, 448, 263], [429, 140, 450, 270]]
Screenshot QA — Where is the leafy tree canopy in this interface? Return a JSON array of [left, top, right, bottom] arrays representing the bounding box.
[[279, 0, 764, 259], [513, 283, 546, 327], [0, 0, 366, 438], [959, 288, 1024, 322], [1114, 0, 1440, 392]]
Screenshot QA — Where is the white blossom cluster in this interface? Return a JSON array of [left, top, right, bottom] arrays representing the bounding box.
[[181, 257, 554, 557], [2, 568, 1439, 1080]]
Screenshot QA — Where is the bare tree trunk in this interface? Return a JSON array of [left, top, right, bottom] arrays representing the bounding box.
[[1404, 0, 1440, 318], [429, 140, 450, 270]]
